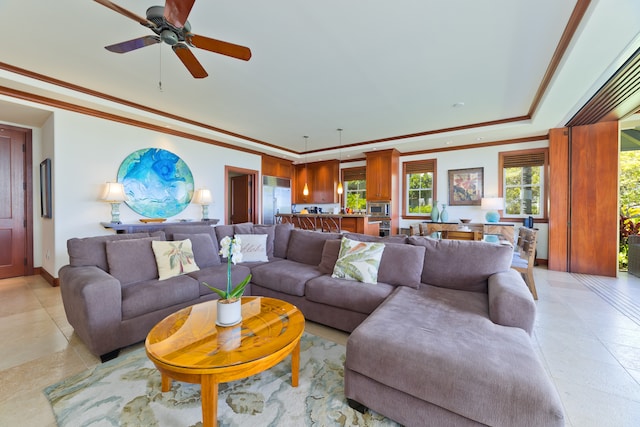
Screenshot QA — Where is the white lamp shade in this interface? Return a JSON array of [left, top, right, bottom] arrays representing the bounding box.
[[192, 188, 213, 205], [481, 197, 504, 210], [101, 182, 126, 202]]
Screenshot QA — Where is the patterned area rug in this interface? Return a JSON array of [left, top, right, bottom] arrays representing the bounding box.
[[44, 333, 399, 426]]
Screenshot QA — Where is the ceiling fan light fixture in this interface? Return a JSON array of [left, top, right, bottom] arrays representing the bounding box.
[[161, 29, 179, 45]]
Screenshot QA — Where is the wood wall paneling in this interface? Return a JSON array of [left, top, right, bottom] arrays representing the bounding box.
[[548, 128, 570, 271], [569, 121, 619, 276]]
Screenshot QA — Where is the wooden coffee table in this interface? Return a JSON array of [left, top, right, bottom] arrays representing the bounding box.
[[145, 297, 305, 427]]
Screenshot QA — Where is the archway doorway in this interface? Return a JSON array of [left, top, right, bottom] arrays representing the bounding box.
[[225, 166, 258, 225]]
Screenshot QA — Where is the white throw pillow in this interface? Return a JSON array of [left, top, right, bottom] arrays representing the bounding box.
[[152, 239, 200, 280], [332, 237, 385, 284], [234, 234, 269, 263]]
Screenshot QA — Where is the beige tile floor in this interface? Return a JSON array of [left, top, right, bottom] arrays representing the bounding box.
[[0, 269, 639, 426]]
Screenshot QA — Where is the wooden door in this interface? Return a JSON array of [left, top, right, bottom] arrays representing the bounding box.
[[0, 127, 28, 279], [230, 175, 251, 224], [569, 121, 619, 276]]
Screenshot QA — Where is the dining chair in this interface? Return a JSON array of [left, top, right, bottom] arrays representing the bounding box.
[[511, 227, 538, 299]]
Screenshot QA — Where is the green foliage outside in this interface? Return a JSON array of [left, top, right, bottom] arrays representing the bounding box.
[[619, 150, 640, 270], [504, 166, 541, 216], [345, 180, 367, 211], [407, 172, 433, 215]]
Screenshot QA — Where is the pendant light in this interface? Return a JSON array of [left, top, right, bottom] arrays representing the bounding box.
[[336, 128, 344, 195], [303, 136, 310, 196]]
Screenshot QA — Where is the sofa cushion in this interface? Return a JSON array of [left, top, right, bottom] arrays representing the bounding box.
[[105, 236, 161, 285], [163, 224, 217, 245], [68, 232, 158, 271], [250, 259, 323, 296], [286, 229, 342, 266], [343, 233, 408, 244], [332, 237, 385, 284], [151, 239, 200, 280], [187, 264, 253, 296], [377, 243, 425, 289], [318, 239, 342, 274], [346, 285, 564, 427], [234, 222, 254, 234], [273, 222, 294, 258], [253, 224, 276, 258], [121, 274, 200, 320], [306, 275, 395, 314], [173, 233, 220, 267], [408, 236, 513, 293], [235, 234, 269, 263]]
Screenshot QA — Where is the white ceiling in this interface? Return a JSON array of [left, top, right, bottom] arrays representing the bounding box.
[[1, 0, 640, 162]]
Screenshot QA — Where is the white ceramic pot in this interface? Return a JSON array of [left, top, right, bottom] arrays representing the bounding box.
[[217, 298, 242, 326]]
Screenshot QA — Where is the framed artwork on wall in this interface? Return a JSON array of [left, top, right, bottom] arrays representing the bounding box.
[[40, 158, 52, 218], [448, 167, 483, 206], [117, 148, 194, 218]]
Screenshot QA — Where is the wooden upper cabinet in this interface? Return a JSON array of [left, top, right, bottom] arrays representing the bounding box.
[[365, 149, 399, 201], [262, 155, 292, 179], [293, 160, 339, 204]]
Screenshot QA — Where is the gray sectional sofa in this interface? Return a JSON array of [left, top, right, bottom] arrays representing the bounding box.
[[58, 222, 564, 426]]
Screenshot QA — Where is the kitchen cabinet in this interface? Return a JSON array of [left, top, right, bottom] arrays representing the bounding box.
[[365, 149, 399, 201], [262, 154, 292, 179], [293, 160, 339, 204]]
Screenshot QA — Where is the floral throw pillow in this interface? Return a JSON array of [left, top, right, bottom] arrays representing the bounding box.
[[331, 237, 385, 284], [152, 239, 200, 280]]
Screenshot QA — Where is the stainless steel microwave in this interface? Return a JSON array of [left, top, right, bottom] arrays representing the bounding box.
[[367, 202, 390, 217]]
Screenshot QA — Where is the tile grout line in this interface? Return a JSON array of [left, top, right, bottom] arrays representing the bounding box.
[[573, 273, 640, 326]]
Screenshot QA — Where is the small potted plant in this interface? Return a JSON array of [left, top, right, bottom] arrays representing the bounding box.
[[202, 236, 251, 326]]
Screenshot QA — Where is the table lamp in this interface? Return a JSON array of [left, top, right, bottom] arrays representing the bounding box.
[[192, 188, 213, 220], [101, 182, 127, 224], [481, 197, 504, 223]]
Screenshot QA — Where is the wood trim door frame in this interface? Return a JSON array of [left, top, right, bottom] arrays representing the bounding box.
[[0, 123, 34, 278], [224, 166, 259, 225]]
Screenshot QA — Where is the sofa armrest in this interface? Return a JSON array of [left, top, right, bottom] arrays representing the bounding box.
[[59, 265, 123, 356], [487, 270, 536, 335]]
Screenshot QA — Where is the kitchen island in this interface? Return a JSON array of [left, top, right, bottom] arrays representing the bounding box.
[[275, 213, 381, 236]]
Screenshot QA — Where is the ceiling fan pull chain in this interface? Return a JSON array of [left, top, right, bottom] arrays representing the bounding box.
[[158, 43, 163, 92]]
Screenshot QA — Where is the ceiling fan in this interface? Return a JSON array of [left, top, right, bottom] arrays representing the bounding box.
[[93, 0, 251, 78]]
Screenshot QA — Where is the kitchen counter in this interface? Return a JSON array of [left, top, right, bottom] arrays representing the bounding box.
[[275, 213, 381, 236]]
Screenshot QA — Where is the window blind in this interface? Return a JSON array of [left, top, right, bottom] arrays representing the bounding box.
[[342, 166, 366, 181], [404, 159, 435, 174], [502, 151, 546, 168]]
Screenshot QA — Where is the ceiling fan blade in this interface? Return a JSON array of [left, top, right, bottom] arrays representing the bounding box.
[[188, 34, 252, 61], [93, 0, 156, 28], [164, 0, 196, 28], [172, 44, 208, 78], [105, 36, 161, 53]]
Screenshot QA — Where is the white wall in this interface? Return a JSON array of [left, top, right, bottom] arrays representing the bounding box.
[[49, 110, 261, 275], [4, 102, 552, 277], [399, 139, 550, 259]]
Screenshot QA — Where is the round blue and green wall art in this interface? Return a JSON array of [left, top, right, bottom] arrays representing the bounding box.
[[117, 148, 194, 218]]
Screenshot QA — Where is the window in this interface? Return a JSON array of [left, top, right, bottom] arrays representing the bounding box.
[[499, 149, 548, 218], [403, 159, 437, 217], [342, 167, 367, 211]]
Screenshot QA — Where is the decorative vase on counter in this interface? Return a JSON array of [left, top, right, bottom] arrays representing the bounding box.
[[431, 200, 439, 223], [440, 204, 449, 222]]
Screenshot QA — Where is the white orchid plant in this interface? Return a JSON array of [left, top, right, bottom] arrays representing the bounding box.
[[202, 236, 251, 301]]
